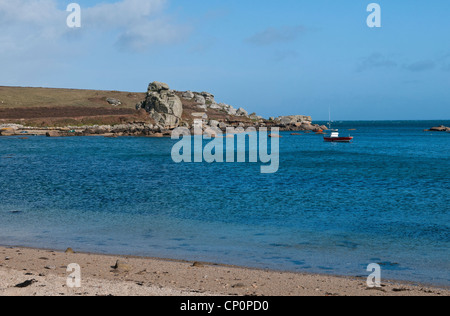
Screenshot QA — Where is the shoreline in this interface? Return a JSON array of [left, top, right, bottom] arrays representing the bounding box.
[[0, 246, 448, 296], [1, 120, 449, 138]]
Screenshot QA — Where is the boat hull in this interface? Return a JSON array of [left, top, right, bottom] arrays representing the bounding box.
[[324, 136, 354, 143]]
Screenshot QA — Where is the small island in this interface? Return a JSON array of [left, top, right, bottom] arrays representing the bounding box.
[[425, 125, 450, 132]]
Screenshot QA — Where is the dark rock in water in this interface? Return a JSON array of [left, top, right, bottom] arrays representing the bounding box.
[[427, 125, 450, 132], [377, 262, 399, 266], [15, 279, 37, 288], [46, 131, 61, 137]]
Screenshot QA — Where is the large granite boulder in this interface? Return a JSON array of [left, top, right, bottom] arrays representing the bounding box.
[[208, 120, 220, 128], [137, 82, 183, 129], [195, 94, 206, 105], [182, 91, 195, 99], [201, 92, 215, 104], [221, 104, 237, 116], [107, 98, 121, 106], [149, 81, 170, 91]]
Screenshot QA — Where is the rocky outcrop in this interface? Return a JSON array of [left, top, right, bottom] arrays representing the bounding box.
[[79, 123, 162, 137], [180, 90, 242, 116], [136, 82, 183, 129], [219, 103, 238, 116], [0, 124, 23, 136], [46, 131, 61, 137], [194, 94, 206, 106], [275, 115, 312, 126], [181, 91, 195, 99], [426, 125, 450, 132], [266, 115, 326, 132]]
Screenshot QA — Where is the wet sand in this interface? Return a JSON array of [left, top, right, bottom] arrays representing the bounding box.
[[0, 246, 448, 296]]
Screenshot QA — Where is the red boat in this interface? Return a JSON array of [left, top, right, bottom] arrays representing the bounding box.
[[323, 110, 354, 143], [324, 131, 353, 143]]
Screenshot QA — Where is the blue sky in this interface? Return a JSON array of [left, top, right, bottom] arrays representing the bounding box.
[[0, 0, 449, 120]]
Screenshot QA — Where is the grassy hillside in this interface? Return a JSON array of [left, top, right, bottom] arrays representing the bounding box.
[[0, 86, 149, 127], [0, 86, 253, 128], [0, 86, 145, 109]]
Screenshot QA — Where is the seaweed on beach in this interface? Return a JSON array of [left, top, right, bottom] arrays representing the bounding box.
[[15, 279, 37, 288]]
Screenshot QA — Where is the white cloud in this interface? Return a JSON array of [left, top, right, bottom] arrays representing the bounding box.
[[0, 0, 188, 54], [82, 0, 189, 51], [0, 0, 66, 54], [0, 0, 62, 25]]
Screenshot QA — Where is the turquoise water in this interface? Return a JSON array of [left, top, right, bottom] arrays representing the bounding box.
[[0, 121, 449, 286]]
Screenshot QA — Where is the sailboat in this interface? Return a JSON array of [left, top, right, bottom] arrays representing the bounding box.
[[323, 109, 353, 143]]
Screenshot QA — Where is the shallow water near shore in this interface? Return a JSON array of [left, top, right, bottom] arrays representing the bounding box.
[[0, 120, 449, 286]]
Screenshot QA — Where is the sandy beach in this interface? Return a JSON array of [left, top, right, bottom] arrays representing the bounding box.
[[0, 246, 447, 296]]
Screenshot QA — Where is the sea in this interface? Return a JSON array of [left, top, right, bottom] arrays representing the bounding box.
[[0, 120, 449, 286]]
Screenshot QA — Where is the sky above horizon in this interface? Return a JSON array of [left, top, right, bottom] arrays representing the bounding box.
[[0, 0, 449, 120]]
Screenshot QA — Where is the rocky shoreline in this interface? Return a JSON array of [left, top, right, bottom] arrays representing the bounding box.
[[0, 81, 328, 138]]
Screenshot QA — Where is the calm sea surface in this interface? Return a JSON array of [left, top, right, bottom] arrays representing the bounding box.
[[1, 121, 449, 286]]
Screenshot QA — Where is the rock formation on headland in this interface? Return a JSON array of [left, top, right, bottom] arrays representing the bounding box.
[[134, 81, 326, 133], [136, 82, 183, 129]]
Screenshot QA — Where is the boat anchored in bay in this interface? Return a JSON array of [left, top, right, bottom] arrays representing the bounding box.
[[323, 109, 354, 143], [324, 130, 354, 143]]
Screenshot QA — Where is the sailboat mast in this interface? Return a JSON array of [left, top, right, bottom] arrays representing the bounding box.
[[328, 107, 331, 130]]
